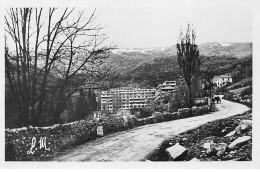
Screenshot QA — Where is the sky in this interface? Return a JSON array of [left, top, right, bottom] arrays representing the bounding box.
[[96, 5, 252, 48], [2, 0, 253, 50]]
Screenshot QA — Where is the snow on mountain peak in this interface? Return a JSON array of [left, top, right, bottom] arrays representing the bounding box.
[[111, 47, 167, 54], [219, 42, 231, 47]]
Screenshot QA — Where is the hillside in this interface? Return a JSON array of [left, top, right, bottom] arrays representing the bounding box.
[[107, 48, 172, 74], [162, 42, 252, 58], [105, 42, 252, 87], [108, 42, 252, 71]]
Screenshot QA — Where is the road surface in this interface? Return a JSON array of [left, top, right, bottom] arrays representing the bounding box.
[[53, 99, 250, 161]]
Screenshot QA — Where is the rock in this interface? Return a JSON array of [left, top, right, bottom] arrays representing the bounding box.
[[225, 130, 237, 137], [248, 131, 252, 135], [182, 138, 188, 141], [190, 157, 200, 161], [228, 136, 251, 150], [225, 120, 252, 137], [239, 120, 252, 131], [203, 141, 227, 155], [228, 157, 243, 161], [225, 154, 232, 159], [228, 136, 237, 142], [203, 141, 216, 154], [229, 150, 237, 154], [215, 143, 228, 155], [205, 158, 214, 161], [165, 142, 187, 160]]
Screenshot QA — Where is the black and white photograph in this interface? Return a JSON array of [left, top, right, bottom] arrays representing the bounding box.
[[1, 0, 260, 169]]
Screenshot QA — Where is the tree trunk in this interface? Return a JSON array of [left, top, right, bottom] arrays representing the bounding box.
[[209, 82, 212, 110], [189, 86, 192, 108]]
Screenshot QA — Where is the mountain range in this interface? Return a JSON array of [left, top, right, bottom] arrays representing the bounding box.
[[107, 42, 252, 74]]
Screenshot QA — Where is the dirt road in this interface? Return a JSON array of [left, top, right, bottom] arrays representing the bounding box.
[[53, 99, 250, 161]]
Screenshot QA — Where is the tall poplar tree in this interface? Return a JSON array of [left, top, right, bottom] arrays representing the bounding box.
[[176, 24, 201, 108]]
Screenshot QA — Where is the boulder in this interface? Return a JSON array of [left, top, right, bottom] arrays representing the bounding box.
[[225, 130, 237, 137], [215, 142, 228, 155], [165, 142, 187, 160], [182, 137, 188, 141], [203, 141, 216, 154], [239, 120, 252, 131], [225, 120, 252, 137], [228, 136, 251, 150], [228, 157, 244, 161]]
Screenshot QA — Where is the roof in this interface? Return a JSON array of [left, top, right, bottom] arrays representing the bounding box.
[[214, 75, 232, 79]]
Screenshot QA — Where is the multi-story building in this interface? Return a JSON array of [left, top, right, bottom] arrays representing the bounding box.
[[100, 87, 156, 113], [154, 81, 177, 104], [212, 75, 232, 88]]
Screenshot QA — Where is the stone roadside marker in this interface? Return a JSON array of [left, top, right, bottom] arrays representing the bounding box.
[[165, 142, 187, 160], [97, 126, 104, 136]]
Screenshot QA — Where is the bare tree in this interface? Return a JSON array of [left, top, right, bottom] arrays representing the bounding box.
[[5, 8, 114, 126], [176, 24, 201, 108]]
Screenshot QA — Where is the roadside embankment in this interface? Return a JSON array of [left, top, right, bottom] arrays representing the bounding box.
[[6, 105, 212, 161]]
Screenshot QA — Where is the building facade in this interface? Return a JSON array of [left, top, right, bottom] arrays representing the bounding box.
[[154, 81, 177, 104], [101, 87, 156, 113], [212, 75, 232, 88]]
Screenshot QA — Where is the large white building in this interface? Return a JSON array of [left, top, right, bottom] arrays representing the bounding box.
[[154, 81, 177, 104], [212, 75, 232, 88], [101, 87, 156, 113]]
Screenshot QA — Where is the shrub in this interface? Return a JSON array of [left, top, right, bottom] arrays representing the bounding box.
[[191, 106, 200, 117], [152, 112, 164, 123], [126, 115, 139, 128], [223, 92, 235, 101], [223, 91, 252, 108], [240, 86, 252, 97], [162, 112, 172, 121], [177, 108, 191, 119], [130, 108, 152, 119]]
